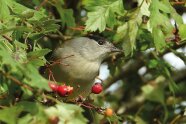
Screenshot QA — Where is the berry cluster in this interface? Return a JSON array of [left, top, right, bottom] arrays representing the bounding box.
[[49, 82, 103, 97], [48, 82, 73, 97]]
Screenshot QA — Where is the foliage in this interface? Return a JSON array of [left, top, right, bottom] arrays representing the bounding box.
[[0, 0, 186, 124]]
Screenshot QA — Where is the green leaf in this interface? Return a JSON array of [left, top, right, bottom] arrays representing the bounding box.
[[152, 28, 166, 52], [29, 59, 46, 67], [0, 0, 11, 21], [9, 1, 46, 20], [17, 114, 33, 124], [148, 59, 159, 68], [17, 102, 48, 124], [16, 101, 39, 114], [139, 0, 150, 16], [85, 8, 106, 32], [142, 83, 165, 104], [0, 26, 33, 35], [45, 103, 88, 124], [113, 23, 128, 42], [23, 64, 49, 90], [55, 2, 75, 27], [162, 0, 183, 24], [0, 41, 49, 90], [179, 24, 186, 40], [114, 18, 139, 56], [27, 49, 51, 58], [149, 0, 173, 33], [0, 106, 23, 124], [85, 0, 124, 32]]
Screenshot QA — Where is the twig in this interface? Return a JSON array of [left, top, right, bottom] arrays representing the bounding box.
[[46, 34, 65, 41], [35, 0, 48, 11], [45, 55, 74, 82], [171, 1, 185, 5], [2, 35, 12, 42], [153, 118, 162, 124], [0, 71, 33, 91], [44, 94, 61, 104], [78, 101, 105, 114], [69, 26, 85, 31], [48, 55, 74, 68], [170, 114, 184, 124]]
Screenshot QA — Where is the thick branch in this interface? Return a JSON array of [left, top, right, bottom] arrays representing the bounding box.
[[104, 42, 186, 89], [118, 68, 186, 113]]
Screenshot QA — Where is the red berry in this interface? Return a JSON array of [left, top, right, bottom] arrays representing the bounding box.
[[48, 82, 59, 91], [57, 85, 73, 97], [91, 83, 103, 94], [57, 85, 68, 96]]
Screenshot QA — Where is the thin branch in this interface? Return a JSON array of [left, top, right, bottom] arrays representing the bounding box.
[[2, 35, 13, 42], [0, 71, 33, 91], [35, 0, 48, 11], [46, 34, 71, 41], [171, 1, 185, 5], [170, 114, 184, 124], [43, 94, 61, 104]]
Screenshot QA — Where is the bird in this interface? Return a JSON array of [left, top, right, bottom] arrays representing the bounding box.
[[47, 36, 122, 101]]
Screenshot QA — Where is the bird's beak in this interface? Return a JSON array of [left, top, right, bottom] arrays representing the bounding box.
[[110, 46, 123, 53]]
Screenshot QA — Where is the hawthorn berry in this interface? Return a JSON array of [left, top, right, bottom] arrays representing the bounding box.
[[105, 108, 113, 117], [57, 85, 74, 97], [48, 82, 59, 92], [91, 83, 103, 94], [57, 85, 68, 96]]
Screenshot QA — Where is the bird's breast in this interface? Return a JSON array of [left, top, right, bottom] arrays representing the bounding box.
[[60, 55, 100, 83]]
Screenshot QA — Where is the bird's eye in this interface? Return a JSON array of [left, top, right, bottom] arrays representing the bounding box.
[[98, 40, 105, 45]]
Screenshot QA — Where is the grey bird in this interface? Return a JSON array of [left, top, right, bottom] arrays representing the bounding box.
[[48, 36, 121, 101]]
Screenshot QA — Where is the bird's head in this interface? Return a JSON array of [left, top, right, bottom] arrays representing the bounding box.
[[69, 36, 122, 63]]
